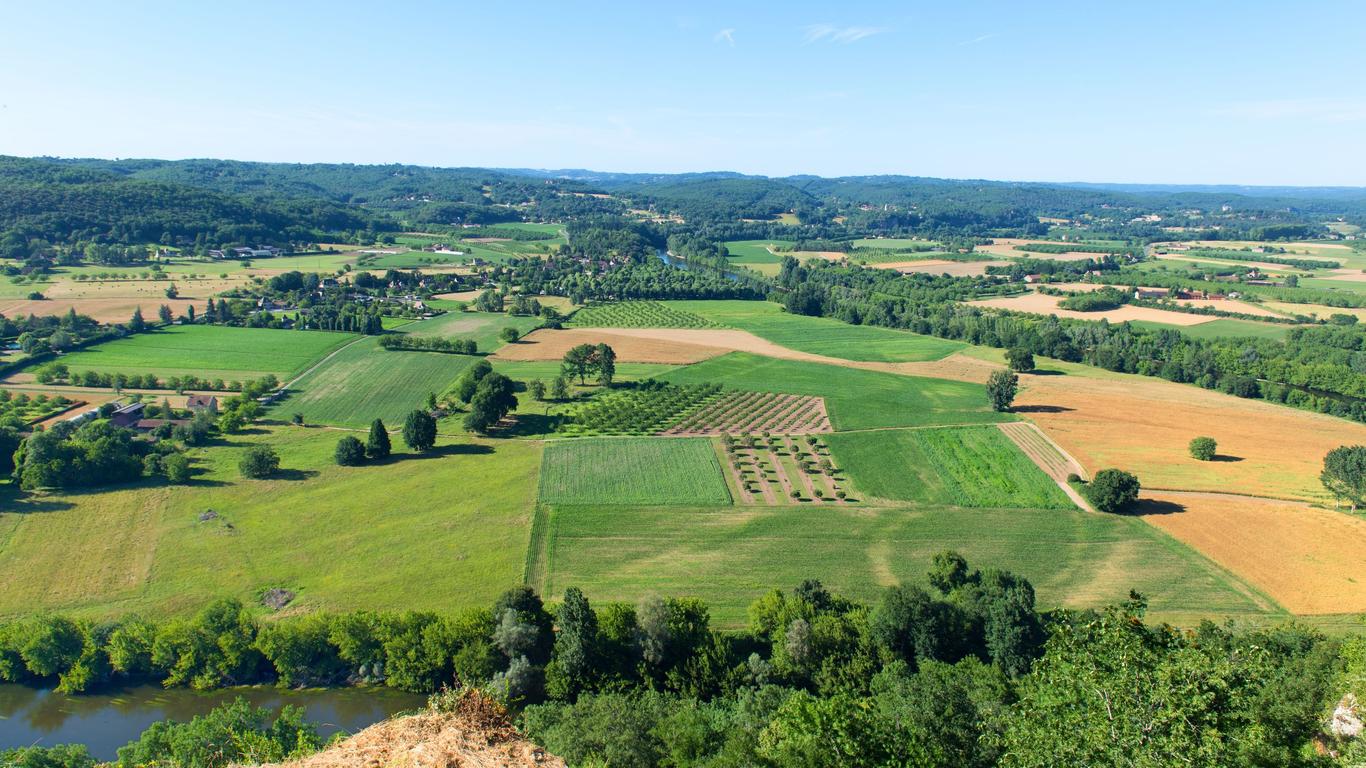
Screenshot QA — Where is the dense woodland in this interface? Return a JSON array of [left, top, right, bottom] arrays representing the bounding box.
[[2, 555, 1361, 767]]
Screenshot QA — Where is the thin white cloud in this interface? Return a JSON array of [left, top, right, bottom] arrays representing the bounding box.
[[1210, 97, 1366, 123], [957, 32, 998, 46], [713, 28, 735, 47], [803, 23, 885, 44]]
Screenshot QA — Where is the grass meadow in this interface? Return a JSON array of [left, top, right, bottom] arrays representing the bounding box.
[[538, 437, 732, 506], [281, 338, 475, 427], [0, 425, 541, 619], [661, 352, 1012, 431], [53, 325, 357, 381], [825, 426, 1073, 509], [666, 300, 966, 362], [530, 502, 1278, 627]]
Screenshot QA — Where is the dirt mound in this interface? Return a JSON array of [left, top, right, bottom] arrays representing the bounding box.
[[254, 692, 562, 768]]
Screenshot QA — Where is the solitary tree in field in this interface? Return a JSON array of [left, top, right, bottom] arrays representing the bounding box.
[[1321, 445, 1366, 509], [366, 418, 392, 460], [335, 435, 366, 466], [129, 307, 146, 333], [529, 379, 546, 401], [986, 370, 1019, 412], [499, 327, 521, 344], [402, 410, 437, 452], [1188, 436, 1217, 461], [1085, 469, 1141, 513], [238, 445, 280, 479], [1005, 347, 1035, 373]]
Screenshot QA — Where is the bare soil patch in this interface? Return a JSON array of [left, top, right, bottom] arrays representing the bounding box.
[[1171, 298, 1286, 318], [0, 298, 202, 324], [873, 260, 1009, 276], [1141, 491, 1366, 615], [970, 292, 1216, 326], [975, 238, 1100, 261]]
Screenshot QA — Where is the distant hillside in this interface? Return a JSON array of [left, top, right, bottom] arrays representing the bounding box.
[[0, 156, 371, 246]]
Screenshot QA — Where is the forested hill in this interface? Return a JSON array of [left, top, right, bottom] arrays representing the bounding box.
[[51, 157, 620, 221], [0, 156, 372, 246]]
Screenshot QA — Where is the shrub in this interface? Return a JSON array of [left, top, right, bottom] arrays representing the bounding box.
[[1085, 469, 1141, 513], [1006, 347, 1036, 373], [335, 436, 366, 466], [239, 445, 280, 479], [162, 453, 192, 484], [1066, 472, 1081, 484], [1188, 436, 1217, 461], [986, 370, 1019, 412]]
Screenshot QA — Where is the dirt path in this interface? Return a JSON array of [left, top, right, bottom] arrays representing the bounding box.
[[998, 422, 1094, 512]]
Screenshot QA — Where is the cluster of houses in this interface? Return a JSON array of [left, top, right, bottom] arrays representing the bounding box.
[[67, 394, 220, 433], [207, 246, 285, 260]]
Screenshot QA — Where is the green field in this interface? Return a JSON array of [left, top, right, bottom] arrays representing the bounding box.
[[530, 502, 1277, 627], [1128, 319, 1293, 340], [722, 240, 792, 265], [668, 300, 966, 362], [826, 426, 1072, 509], [538, 437, 732, 506], [0, 425, 541, 619], [569, 301, 715, 328], [53, 325, 357, 381], [661, 352, 1012, 430], [851, 238, 943, 250], [402, 310, 545, 347], [283, 338, 474, 427]]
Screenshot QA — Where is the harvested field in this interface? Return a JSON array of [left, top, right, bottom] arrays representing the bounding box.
[[1263, 301, 1366, 321], [1320, 268, 1366, 283], [0, 297, 200, 324], [873, 260, 1009, 276], [661, 392, 831, 436], [44, 277, 246, 299], [1140, 491, 1366, 614], [491, 328, 732, 364], [1151, 253, 1319, 273], [974, 238, 1108, 261], [1015, 365, 1366, 502], [970, 292, 1216, 325]]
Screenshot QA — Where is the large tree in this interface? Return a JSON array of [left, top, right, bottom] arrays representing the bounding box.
[[464, 373, 518, 434], [1321, 444, 1366, 509], [986, 370, 1018, 412], [1085, 468, 1140, 513], [366, 418, 391, 460], [402, 410, 437, 452]]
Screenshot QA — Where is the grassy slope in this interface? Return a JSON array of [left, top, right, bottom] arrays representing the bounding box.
[[54, 325, 357, 380], [282, 339, 475, 427], [533, 502, 1276, 627], [826, 426, 1073, 509], [0, 425, 540, 619], [660, 352, 1012, 431], [1128, 319, 1292, 341], [667, 299, 965, 363], [539, 437, 731, 506]]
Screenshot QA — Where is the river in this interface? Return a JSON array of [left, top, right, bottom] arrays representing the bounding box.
[[0, 683, 426, 760]]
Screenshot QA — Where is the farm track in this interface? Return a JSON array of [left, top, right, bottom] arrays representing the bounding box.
[[998, 422, 1093, 512]]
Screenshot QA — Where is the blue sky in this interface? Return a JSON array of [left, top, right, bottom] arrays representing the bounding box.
[[2, 1, 1363, 185]]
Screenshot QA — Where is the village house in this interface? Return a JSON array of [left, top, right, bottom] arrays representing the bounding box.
[[185, 394, 218, 413], [109, 402, 146, 427]]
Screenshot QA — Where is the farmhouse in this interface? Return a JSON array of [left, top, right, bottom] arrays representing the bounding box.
[[208, 246, 283, 259], [186, 394, 218, 412], [133, 418, 191, 432], [1135, 288, 1171, 300]]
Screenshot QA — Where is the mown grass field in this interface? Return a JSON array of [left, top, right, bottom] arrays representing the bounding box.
[[52, 325, 357, 381], [722, 240, 791, 265], [825, 426, 1073, 509], [569, 301, 716, 328], [402, 310, 545, 348], [1128, 319, 1292, 340], [667, 300, 966, 363], [538, 437, 732, 506], [0, 425, 541, 619], [283, 338, 475, 427], [530, 502, 1278, 627], [661, 352, 1012, 431]]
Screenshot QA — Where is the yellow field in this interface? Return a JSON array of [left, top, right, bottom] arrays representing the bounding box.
[[1141, 491, 1366, 614], [970, 292, 1216, 325]]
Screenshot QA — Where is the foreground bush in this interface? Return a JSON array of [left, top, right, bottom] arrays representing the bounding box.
[[1189, 436, 1217, 461], [1085, 468, 1141, 513]]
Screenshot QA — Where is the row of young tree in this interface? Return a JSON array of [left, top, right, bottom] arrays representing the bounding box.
[[1, 555, 1361, 766]]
